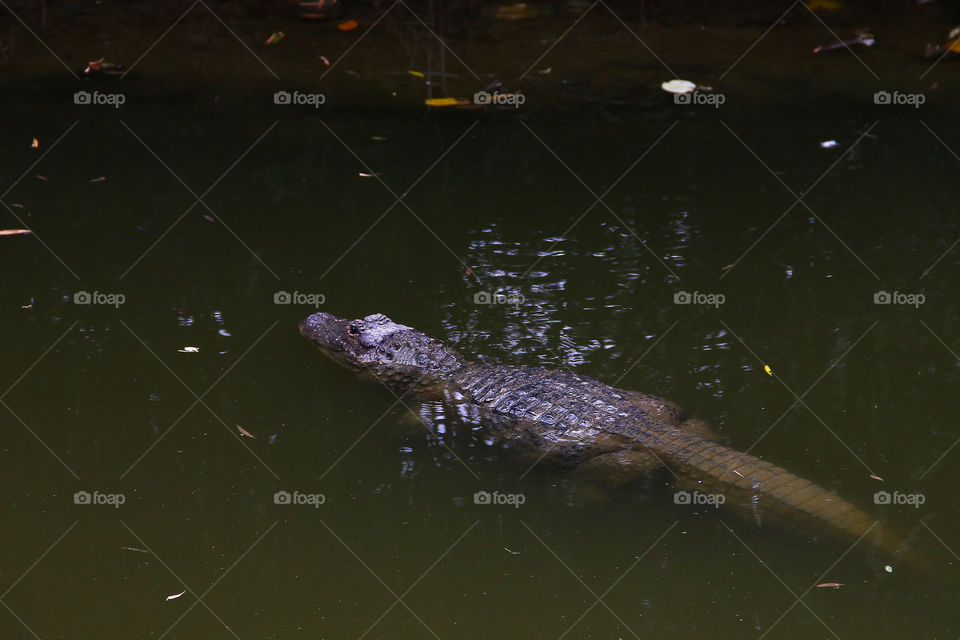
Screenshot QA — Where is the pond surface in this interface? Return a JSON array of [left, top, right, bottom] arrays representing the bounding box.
[[2, 10, 960, 639]]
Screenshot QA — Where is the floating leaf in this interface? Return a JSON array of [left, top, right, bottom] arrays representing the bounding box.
[[31, 138, 39, 149], [89, 176, 106, 183], [407, 70, 425, 78], [424, 97, 469, 107], [763, 365, 773, 376], [661, 79, 696, 94], [869, 474, 885, 482], [337, 19, 359, 31], [85, 57, 104, 74], [178, 346, 199, 353], [237, 424, 256, 439], [816, 582, 843, 589], [165, 590, 186, 601], [0, 229, 31, 236], [265, 31, 285, 45]]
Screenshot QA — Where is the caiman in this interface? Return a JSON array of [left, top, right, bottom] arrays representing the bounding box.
[[300, 311, 905, 559]]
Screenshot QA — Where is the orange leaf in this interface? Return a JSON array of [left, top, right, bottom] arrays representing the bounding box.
[[0, 229, 32, 236], [425, 97, 469, 107], [337, 19, 359, 31]]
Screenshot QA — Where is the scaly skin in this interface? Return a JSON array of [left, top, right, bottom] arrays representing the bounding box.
[[300, 311, 900, 556]]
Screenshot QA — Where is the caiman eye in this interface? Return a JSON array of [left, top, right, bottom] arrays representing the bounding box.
[[347, 324, 360, 337]]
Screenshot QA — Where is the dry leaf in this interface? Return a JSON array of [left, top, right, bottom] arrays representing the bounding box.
[[0, 229, 31, 236], [165, 590, 186, 601], [89, 176, 106, 183], [763, 365, 773, 376], [425, 97, 469, 107], [237, 425, 256, 439], [178, 346, 199, 353], [407, 70, 425, 78], [816, 582, 843, 589], [31, 138, 39, 149], [869, 474, 885, 482], [661, 79, 696, 94], [337, 19, 359, 31]]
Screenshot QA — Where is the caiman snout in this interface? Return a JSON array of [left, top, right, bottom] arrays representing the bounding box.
[[299, 311, 339, 339]]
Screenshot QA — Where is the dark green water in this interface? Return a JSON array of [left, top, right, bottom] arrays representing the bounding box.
[[2, 97, 960, 639]]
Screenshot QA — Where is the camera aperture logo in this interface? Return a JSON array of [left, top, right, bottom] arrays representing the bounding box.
[[474, 90, 525, 108], [74, 490, 126, 508], [274, 290, 326, 307], [874, 490, 925, 509], [274, 90, 326, 108], [873, 91, 925, 108], [74, 90, 125, 108], [274, 490, 326, 508], [674, 91, 725, 108], [74, 290, 126, 308], [473, 291, 524, 307], [873, 290, 925, 308], [674, 290, 725, 308], [473, 490, 525, 509], [673, 490, 725, 508]]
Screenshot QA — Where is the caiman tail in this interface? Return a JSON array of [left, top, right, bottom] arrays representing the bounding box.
[[647, 425, 905, 558]]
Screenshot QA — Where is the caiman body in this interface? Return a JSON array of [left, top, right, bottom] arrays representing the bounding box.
[[300, 311, 899, 555]]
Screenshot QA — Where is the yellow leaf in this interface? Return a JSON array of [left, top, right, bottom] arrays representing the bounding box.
[[407, 70, 425, 78], [763, 365, 773, 376], [424, 97, 468, 107]]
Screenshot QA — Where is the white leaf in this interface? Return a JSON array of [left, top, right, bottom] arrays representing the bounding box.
[[661, 79, 696, 94]]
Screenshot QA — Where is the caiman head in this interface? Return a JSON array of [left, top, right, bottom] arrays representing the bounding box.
[[299, 312, 467, 390]]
